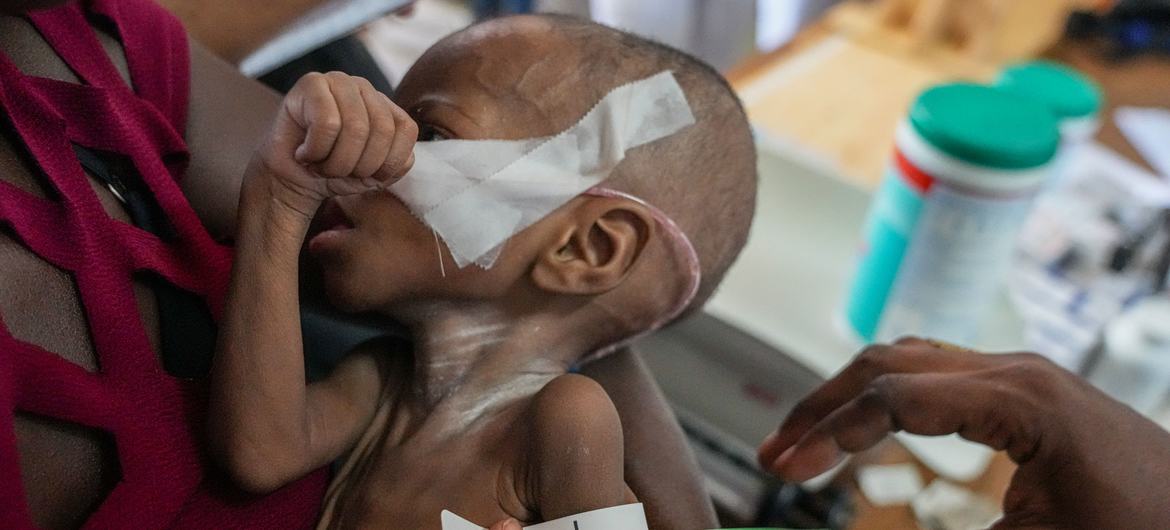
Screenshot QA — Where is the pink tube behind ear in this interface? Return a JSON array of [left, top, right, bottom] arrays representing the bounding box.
[[579, 187, 702, 362]]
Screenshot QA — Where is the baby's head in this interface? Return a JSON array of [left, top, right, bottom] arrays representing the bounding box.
[[309, 15, 756, 353]]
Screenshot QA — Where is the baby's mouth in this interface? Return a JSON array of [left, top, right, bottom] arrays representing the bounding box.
[[308, 199, 356, 254]]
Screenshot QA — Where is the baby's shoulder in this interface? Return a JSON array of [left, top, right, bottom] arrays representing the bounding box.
[[524, 374, 625, 468], [528, 374, 622, 446], [520, 374, 632, 519]]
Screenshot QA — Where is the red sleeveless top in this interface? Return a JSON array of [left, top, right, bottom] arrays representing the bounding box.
[[0, 1, 327, 528]]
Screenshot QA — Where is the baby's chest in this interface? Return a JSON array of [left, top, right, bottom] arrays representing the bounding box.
[[347, 441, 531, 529]]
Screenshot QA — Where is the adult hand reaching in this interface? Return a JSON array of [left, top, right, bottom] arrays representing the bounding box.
[[757, 338, 1170, 529]]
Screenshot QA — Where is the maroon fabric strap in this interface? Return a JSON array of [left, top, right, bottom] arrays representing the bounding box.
[[0, 1, 326, 528]]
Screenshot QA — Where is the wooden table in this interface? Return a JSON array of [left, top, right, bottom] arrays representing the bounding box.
[[1047, 39, 1170, 175], [728, 21, 1170, 190]]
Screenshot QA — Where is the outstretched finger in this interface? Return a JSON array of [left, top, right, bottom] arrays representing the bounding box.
[[758, 340, 984, 469], [766, 370, 1039, 482]]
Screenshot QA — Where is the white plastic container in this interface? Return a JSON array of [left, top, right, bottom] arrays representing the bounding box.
[[848, 83, 1060, 345], [1088, 297, 1170, 415]]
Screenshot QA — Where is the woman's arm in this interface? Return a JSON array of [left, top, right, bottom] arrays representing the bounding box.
[[158, 0, 416, 64], [158, 0, 336, 64], [207, 71, 416, 493], [182, 39, 282, 241]]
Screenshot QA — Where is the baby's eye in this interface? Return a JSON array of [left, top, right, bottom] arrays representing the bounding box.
[[417, 124, 450, 142]]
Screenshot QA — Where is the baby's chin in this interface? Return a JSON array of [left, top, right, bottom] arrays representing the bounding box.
[[318, 266, 380, 315], [319, 266, 434, 318]]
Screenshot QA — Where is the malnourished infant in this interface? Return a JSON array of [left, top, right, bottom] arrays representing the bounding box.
[[210, 14, 757, 530]]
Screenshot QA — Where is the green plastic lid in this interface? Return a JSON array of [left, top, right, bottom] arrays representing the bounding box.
[[909, 83, 1060, 170], [996, 61, 1103, 120]]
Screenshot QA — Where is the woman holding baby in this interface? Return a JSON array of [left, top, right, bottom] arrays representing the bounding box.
[[0, 0, 1167, 528], [0, 1, 709, 528]]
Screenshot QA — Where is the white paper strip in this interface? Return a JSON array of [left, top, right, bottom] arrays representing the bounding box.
[[1116, 106, 1170, 179], [857, 463, 924, 507], [441, 503, 648, 530]]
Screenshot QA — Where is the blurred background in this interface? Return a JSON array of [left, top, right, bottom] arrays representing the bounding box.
[[207, 1, 1170, 528]]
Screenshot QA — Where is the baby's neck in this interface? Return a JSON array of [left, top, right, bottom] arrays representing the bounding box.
[[401, 307, 591, 413]]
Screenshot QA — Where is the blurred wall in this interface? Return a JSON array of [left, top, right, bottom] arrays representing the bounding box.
[[757, 0, 843, 51], [535, 0, 590, 16], [589, 0, 757, 71]]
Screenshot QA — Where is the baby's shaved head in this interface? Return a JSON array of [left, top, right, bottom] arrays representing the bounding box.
[[400, 14, 758, 317], [527, 15, 758, 312]]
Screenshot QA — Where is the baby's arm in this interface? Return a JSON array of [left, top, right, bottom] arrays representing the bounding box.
[[528, 375, 637, 521], [208, 71, 416, 494]]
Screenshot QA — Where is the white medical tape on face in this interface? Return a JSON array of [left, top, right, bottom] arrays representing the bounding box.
[[389, 70, 696, 269], [441, 503, 648, 530]]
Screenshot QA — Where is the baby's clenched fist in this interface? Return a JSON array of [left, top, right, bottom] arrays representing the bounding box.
[[252, 71, 417, 217]]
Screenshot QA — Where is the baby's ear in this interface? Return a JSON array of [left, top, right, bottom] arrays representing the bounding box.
[[531, 197, 654, 296]]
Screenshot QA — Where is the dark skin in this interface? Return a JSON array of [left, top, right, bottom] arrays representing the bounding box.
[[0, 4, 711, 529], [212, 15, 703, 524], [759, 338, 1170, 529]]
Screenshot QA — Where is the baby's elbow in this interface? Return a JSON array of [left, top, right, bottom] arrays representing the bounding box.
[[208, 428, 300, 495], [218, 443, 298, 495], [234, 469, 291, 496]]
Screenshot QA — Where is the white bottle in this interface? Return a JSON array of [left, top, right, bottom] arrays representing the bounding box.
[[1088, 297, 1170, 416]]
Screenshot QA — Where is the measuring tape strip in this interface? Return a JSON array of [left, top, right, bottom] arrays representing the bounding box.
[[441, 503, 648, 530]]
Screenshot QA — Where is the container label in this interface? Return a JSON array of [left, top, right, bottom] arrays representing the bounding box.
[[876, 184, 1034, 344], [442, 504, 647, 530]]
